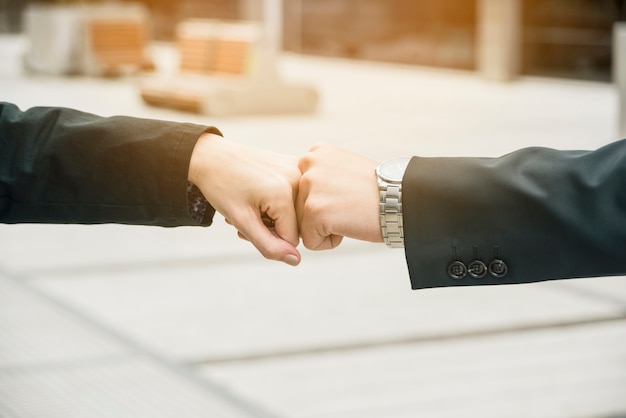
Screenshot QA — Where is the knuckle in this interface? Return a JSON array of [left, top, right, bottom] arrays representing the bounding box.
[[308, 142, 325, 152], [299, 143, 330, 171], [298, 155, 313, 172]]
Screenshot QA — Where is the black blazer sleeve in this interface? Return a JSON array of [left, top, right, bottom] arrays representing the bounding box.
[[402, 139, 626, 289], [0, 102, 219, 226]]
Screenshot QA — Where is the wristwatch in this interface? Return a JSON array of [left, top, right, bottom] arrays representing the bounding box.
[[376, 158, 410, 248]]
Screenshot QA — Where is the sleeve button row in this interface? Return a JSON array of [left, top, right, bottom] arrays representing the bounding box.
[[448, 259, 508, 280]]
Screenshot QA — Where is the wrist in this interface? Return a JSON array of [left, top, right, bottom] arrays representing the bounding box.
[[188, 132, 222, 186]]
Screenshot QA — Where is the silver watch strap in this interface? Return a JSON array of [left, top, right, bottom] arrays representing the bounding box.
[[379, 180, 404, 248]]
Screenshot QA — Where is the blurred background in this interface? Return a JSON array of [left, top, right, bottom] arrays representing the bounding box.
[[1, 1, 626, 418], [2, 0, 626, 79]]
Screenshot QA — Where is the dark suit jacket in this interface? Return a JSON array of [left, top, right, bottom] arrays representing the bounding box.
[[403, 139, 626, 289], [0, 102, 218, 226]]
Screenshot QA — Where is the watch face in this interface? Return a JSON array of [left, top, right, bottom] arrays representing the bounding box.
[[377, 158, 410, 183]]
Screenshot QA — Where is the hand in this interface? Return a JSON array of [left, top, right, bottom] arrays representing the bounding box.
[[189, 133, 301, 266], [296, 143, 383, 250]]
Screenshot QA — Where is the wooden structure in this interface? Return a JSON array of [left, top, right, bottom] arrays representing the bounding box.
[[140, 19, 318, 116]]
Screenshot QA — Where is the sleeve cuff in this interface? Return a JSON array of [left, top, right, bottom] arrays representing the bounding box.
[[186, 181, 215, 226]]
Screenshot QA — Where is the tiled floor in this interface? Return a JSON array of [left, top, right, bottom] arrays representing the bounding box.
[[0, 275, 279, 418]]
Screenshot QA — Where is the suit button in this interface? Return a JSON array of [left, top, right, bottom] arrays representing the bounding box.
[[489, 259, 508, 278], [448, 261, 467, 280], [468, 260, 487, 279]]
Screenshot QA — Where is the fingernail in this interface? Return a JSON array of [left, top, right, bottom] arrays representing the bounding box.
[[283, 254, 300, 266]]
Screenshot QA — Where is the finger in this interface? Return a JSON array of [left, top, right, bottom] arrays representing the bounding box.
[[298, 143, 327, 173], [230, 218, 280, 244], [296, 181, 343, 250], [295, 174, 310, 236], [299, 208, 344, 250], [266, 197, 300, 248], [298, 153, 312, 173], [296, 174, 324, 249], [324, 234, 344, 250], [234, 210, 301, 266], [241, 219, 282, 242], [307, 142, 325, 152]]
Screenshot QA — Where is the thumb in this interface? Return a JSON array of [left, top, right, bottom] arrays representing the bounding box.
[[235, 210, 301, 266]]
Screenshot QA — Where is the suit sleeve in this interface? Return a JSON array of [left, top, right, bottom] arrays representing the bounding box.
[[0, 102, 219, 226], [402, 139, 626, 289]]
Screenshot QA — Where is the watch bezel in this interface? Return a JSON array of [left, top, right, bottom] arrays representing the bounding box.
[[376, 158, 410, 184]]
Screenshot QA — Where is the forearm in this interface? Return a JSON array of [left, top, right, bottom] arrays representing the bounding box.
[[0, 102, 219, 226], [403, 139, 626, 289]]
